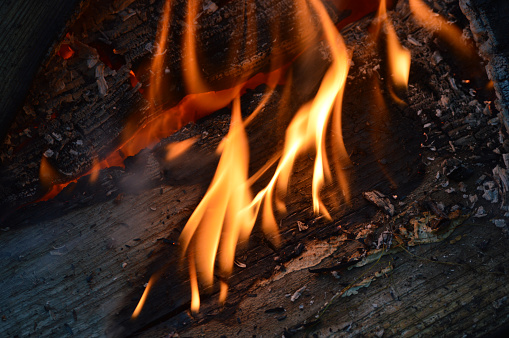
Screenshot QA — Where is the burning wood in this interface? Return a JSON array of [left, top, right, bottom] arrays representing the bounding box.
[[0, 0, 508, 337], [0, 0, 391, 216]]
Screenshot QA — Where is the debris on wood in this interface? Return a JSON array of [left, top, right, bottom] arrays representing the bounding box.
[[297, 221, 308, 232], [362, 191, 395, 216], [290, 285, 307, 302], [342, 265, 393, 297], [50, 245, 70, 256]]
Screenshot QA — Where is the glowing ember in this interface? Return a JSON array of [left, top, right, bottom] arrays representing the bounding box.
[[57, 33, 75, 59]]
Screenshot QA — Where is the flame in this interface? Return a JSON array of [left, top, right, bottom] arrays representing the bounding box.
[[148, 0, 172, 106], [183, 0, 208, 94], [39, 156, 60, 188], [409, 0, 470, 55], [131, 276, 156, 320], [386, 23, 411, 88], [374, 0, 411, 89], [179, 96, 253, 312], [175, 0, 352, 313], [42, 0, 435, 316], [166, 138, 197, 162], [89, 158, 100, 184]]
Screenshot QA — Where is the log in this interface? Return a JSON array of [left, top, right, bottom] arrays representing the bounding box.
[[0, 0, 390, 217], [1, 1, 508, 336]]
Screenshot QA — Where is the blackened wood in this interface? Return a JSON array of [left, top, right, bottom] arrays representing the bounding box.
[[0, 0, 87, 142], [459, 0, 509, 133]]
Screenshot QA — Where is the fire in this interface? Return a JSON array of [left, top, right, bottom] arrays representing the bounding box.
[[39, 156, 60, 188], [386, 21, 411, 88], [34, 0, 470, 317], [179, 96, 253, 312], [166, 138, 197, 162], [372, 0, 411, 111], [131, 275, 156, 320], [89, 158, 100, 184], [174, 0, 353, 314]]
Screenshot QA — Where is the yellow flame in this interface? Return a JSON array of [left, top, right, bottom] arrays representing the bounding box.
[[386, 24, 411, 88], [189, 253, 200, 313], [409, 0, 470, 55], [300, 0, 350, 216], [131, 276, 156, 319], [177, 0, 353, 313], [179, 96, 253, 307]]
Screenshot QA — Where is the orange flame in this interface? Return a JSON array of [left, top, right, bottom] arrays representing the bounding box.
[[375, 0, 411, 89], [39, 156, 60, 188], [175, 0, 352, 313], [166, 138, 197, 162], [148, 0, 172, 106], [131, 276, 156, 320], [89, 158, 100, 184], [386, 22, 411, 88], [179, 96, 253, 312]]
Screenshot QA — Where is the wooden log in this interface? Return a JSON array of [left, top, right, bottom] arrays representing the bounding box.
[[0, 0, 390, 217]]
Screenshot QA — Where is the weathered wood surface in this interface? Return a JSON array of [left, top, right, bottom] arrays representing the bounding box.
[[0, 0, 389, 217], [0, 0, 87, 141], [1, 0, 508, 336]]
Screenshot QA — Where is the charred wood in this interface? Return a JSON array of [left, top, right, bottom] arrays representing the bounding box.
[[460, 0, 509, 133], [0, 1, 508, 336], [0, 0, 87, 144]]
